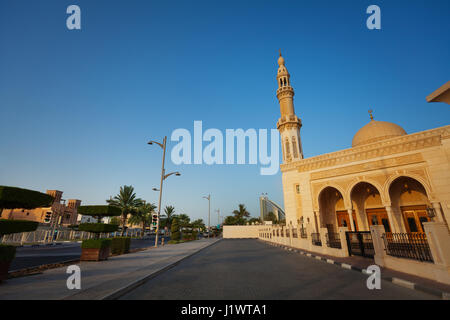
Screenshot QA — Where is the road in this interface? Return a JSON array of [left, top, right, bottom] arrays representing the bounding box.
[[10, 236, 170, 271], [120, 239, 437, 300]]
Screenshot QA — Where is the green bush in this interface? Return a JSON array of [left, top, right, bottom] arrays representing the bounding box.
[[0, 244, 16, 262], [110, 237, 131, 255], [0, 186, 54, 210], [0, 219, 39, 236], [78, 223, 118, 234], [81, 239, 112, 249], [171, 218, 181, 241], [78, 205, 121, 217]]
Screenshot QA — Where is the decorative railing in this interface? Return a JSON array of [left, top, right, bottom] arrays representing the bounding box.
[[383, 233, 433, 263], [311, 233, 322, 246], [326, 233, 341, 249]]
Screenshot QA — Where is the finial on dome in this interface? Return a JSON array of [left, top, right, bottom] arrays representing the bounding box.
[[278, 50, 285, 66], [368, 109, 374, 121]]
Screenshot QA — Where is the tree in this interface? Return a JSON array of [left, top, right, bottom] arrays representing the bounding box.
[[266, 211, 277, 224], [248, 217, 261, 225], [171, 218, 181, 241], [191, 219, 206, 231], [128, 202, 157, 235], [174, 214, 190, 228], [161, 205, 176, 234], [109, 216, 121, 225], [106, 185, 143, 236], [233, 204, 250, 220]]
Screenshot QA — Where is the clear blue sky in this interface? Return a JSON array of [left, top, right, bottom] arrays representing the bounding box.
[[1, 0, 449, 225]]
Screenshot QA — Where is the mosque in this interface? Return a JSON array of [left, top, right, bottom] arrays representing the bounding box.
[[275, 53, 450, 235]]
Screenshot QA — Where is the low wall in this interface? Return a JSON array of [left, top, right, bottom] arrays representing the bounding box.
[[223, 225, 260, 239]]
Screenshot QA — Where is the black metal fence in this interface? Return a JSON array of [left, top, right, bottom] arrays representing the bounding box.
[[346, 231, 374, 258], [311, 233, 322, 246], [300, 227, 307, 239], [383, 233, 433, 263], [326, 233, 342, 249]]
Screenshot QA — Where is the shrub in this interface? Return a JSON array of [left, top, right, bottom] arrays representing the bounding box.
[[110, 237, 131, 255], [78, 223, 118, 234], [171, 218, 181, 241], [0, 186, 54, 210], [81, 239, 112, 249], [78, 205, 121, 218], [0, 219, 39, 236], [0, 244, 16, 262]]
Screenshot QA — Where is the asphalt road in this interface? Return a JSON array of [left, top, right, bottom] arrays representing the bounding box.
[[10, 236, 170, 271], [120, 239, 437, 300]]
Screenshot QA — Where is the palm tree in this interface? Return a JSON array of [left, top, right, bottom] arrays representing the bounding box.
[[161, 205, 176, 234], [233, 204, 250, 219], [106, 185, 143, 236], [128, 202, 157, 235]]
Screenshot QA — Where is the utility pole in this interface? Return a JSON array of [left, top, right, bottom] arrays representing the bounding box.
[[203, 195, 211, 238], [148, 137, 181, 248]]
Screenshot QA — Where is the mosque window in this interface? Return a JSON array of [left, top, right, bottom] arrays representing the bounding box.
[[285, 138, 291, 159], [296, 185, 300, 194], [292, 136, 298, 158]]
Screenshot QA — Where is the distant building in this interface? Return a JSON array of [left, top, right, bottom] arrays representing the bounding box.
[[0, 190, 81, 227], [259, 195, 285, 222]]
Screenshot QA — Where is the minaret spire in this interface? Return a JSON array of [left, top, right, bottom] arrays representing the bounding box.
[[276, 52, 303, 162]]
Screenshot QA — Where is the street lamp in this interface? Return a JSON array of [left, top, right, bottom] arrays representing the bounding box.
[[203, 194, 210, 238], [148, 136, 181, 248]]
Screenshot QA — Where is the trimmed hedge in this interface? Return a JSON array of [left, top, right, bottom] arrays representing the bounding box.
[[78, 205, 121, 217], [0, 219, 39, 236], [0, 244, 16, 262], [81, 239, 112, 249], [78, 223, 118, 234], [110, 237, 131, 255], [0, 186, 54, 209]]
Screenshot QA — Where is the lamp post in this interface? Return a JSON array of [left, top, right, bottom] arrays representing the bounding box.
[[203, 194, 210, 238], [148, 136, 181, 248]]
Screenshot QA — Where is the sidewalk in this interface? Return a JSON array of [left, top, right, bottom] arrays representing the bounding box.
[[0, 238, 220, 300], [264, 240, 450, 299]]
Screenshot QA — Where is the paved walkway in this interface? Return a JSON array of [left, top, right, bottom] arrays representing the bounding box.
[[121, 239, 439, 300], [0, 238, 220, 300]]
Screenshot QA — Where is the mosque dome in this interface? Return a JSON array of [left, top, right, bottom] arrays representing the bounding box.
[[352, 119, 407, 147]]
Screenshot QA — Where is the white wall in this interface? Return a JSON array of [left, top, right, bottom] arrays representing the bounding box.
[[223, 225, 260, 239]]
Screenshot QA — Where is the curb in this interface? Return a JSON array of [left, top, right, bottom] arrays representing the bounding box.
[[101, 239, 223, 300], [8, 259, 80, 276], [262, 240, 450, 300]]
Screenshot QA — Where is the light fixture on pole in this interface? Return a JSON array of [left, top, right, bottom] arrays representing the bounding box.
[[148, 137, 181, 248], [203, 194, 211, 238]]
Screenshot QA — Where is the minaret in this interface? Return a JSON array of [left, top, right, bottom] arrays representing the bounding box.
[[276, 51, 303, 162]]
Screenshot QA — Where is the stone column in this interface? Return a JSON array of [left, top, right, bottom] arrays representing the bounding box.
[[338, 227, 349, 257], [370, 225, 386, 267], [385, 205, 400, 233], [347, 209, 355, 231], [423, 222, 450, 285], [431, 202, 445, 223]]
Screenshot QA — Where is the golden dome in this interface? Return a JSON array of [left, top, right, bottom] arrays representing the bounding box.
[[352, 120, 407, 147]]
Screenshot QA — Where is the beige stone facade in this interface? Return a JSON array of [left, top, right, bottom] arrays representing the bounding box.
[[276, 54, 450, 235], [0, 190, 81, 226]]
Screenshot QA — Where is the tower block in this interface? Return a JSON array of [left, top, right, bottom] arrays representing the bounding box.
[[276, 52, 303, 163]]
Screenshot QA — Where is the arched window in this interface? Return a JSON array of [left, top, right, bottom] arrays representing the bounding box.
[[285, 138, 291, 160], [292, 136, 298, 158]]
